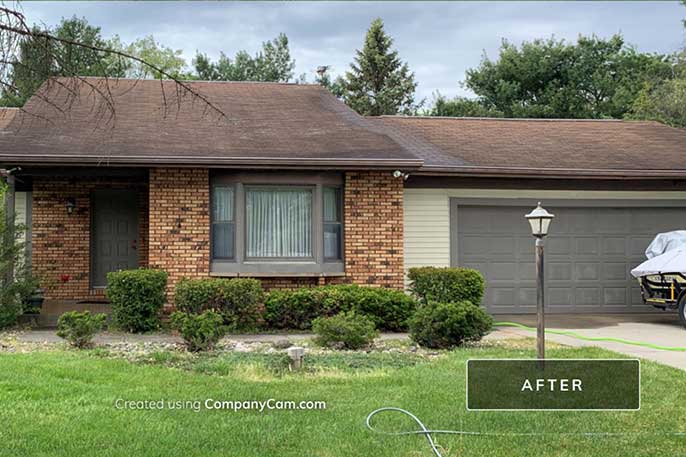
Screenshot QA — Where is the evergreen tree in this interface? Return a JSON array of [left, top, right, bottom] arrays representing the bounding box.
[[338, 18, 419, 116]]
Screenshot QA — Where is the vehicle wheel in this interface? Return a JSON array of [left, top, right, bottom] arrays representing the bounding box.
[[679, 296, 686, 328]]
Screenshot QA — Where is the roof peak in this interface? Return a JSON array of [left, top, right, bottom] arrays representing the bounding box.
[[51, 76, 324, 87], [376, 115, 660, 124]]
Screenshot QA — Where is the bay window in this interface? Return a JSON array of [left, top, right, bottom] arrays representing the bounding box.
[[210, 172, 344, 275]]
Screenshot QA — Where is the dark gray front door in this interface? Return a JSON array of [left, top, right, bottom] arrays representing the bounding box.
[[455, 203, 686, 314], [91, 189, 139, 288]]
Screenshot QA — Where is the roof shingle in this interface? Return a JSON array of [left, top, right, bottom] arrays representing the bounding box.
[[0, 78, 421, 169], [370, 116, 686, 177]]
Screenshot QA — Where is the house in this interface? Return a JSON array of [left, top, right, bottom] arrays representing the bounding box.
[[2, 77, 686, 316]]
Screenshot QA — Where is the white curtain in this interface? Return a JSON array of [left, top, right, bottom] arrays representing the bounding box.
[[246, 188, 312, 258]]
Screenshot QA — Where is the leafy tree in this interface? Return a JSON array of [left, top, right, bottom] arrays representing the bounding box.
[[121, 35, 187, 79], [429, 93, 503, 117], [1, 16, 126, 106], [192, 33, 295, 82], [460, 35, 671, 119], [629, 78, 686, 128], [337, 18, 419, 116]]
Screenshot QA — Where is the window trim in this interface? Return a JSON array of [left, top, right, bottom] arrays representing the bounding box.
[[210, 172, 344, 276]]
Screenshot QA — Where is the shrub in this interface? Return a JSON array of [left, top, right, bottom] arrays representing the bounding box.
[[56, 311, 107, 348], [0, 212, 38, 329], [409, 300, 493, 349], [174, 278, 264, 330], [312, 311, 378, 350], [106, 269, 168, 333], [408, 267, 485, 305], [263, 284, 416, 331], [170, 310, 226, 352]]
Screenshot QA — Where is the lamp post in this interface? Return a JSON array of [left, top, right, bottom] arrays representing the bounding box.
[[525, 202, 555, 360]]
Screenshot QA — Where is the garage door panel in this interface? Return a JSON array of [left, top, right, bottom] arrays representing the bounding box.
[[547, 262, 572, 281], [603, 288, 627, 306], [456, 204, 686, 314], [575, 237, 599, 255], [603, 262, 628, 280], [491, 262, 517, 280], [603, 237, 627, 255], [575, 262, 600, 280]]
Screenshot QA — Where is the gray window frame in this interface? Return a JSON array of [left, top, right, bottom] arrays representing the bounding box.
[[210, 185, 236, 260], [210, 171, 345, 277], [323, 186, 343, 261]]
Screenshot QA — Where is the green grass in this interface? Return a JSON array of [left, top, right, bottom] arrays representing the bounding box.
[[0, 344, 685, 456]]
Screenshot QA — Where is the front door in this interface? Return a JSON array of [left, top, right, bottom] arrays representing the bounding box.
[[91, 189, 139, 288]]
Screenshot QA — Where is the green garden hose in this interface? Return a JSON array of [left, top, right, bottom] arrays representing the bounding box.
[[494, 321, 686, 352]]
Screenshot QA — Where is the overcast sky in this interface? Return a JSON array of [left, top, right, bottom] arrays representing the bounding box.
[[20, 1, 686, 102]]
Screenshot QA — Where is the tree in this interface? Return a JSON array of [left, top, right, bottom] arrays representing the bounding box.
[[337, 18, 419, 116], [192, 33, 295, 82], [1, 16, 127, 106], [121, 35, 186, 79], [429, 93, 503, 117], [0, 6, 225, 121], [461, 35, 671, 119]]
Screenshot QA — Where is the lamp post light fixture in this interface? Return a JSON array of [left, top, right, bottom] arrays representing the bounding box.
[[525, 202, 555, 360]]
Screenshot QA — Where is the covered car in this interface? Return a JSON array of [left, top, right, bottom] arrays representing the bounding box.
[[632, 242, 686, 326]]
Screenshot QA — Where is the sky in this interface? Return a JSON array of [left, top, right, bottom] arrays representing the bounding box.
[[19, 1, 686, 103]]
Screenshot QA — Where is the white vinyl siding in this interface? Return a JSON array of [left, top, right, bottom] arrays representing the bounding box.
[[403, 189, 450, 287], [14, 191, 30, 262], [403, 188, 686, 290]]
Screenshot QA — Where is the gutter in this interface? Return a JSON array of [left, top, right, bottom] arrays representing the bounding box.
[[0, 155, 424, 170], [415, 165, 686, 180]]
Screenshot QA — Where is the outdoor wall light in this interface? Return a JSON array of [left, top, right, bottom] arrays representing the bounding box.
[[525, 202, 555, 237], [66, 198, 76, 215], [525, 202, 554, 361]]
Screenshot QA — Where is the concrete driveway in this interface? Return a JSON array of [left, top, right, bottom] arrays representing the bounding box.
[[488, 313, 686, 370]]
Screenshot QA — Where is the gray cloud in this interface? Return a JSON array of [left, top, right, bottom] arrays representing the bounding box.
[[20, 1, 686, 101]]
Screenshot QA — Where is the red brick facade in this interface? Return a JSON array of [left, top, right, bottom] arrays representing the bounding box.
[[147, 168, 211, 298], [31, 168, 405, 304], [32, 177, 148, 302], [343, 171, 404, 289]]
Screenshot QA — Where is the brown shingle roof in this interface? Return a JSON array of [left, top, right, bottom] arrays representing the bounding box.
[[0, 78, 422, 169], [370, 116, 686, 178]]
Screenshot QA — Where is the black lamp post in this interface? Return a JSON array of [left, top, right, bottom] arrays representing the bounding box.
[[525, 202, 555, 360]]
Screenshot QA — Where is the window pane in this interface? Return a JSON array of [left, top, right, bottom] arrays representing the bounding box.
[[246, 188, 312, 258], [323, 187, 340, 222], [212, 187, 234, 222], [212, 222, 234, 259], [324, 223, 341, 260]]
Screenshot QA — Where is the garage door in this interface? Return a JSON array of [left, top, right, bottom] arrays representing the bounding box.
[[455, 202, 686, 314]]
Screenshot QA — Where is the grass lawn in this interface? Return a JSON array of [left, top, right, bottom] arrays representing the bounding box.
[[0, 342, 685, 456]]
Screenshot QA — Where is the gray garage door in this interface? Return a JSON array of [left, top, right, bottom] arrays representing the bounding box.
[[455, 202, 686, 314]]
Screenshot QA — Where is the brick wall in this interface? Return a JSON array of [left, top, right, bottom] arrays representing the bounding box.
[[32, 168, 404, 303], [32, 177, 149, 301], [343, 171, 404, 289], [148, 168, 211, 300]]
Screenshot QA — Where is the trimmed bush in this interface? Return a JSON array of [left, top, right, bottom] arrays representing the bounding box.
[[56, 311, 106, 348], [171, 310, 226, 352], [409, 300, 493, 349], [264, 284, 416, 331], [106, 269, 168, 333], [312, 311, 378, 350], [174, 278, 264, 330], [408, 267, 485, 305]]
